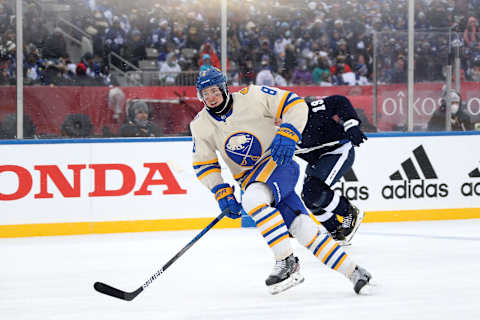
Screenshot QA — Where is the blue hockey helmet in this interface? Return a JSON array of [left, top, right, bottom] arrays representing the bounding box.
[[195, 67, 231, 114], [196, 67, 228, 99]]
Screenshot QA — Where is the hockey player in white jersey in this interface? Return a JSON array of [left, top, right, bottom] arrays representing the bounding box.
[[191, 68, 371, 295]]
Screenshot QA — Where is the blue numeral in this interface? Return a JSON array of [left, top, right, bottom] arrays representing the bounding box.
[[261, 86, 277, 96]]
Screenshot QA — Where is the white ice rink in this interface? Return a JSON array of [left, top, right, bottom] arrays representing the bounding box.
[[3, 219, 480, 320]]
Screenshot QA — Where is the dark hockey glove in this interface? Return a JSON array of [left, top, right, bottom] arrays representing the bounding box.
[[270, 123, 301, 166], [212, 183, 242, 219], [344, 119, 367, 147]]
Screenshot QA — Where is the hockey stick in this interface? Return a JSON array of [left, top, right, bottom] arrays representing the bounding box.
[[94, 210, 227, 301], [294, 139, 349, 155]]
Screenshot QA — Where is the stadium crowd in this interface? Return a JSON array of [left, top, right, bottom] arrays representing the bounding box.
[[0, 0, 480, 86]]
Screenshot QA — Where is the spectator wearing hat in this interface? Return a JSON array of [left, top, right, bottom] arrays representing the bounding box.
[[119, 101, 163, 137], [61, 114, 94, 138], [159, 52, 182, 85], [105, 16, 127, 55], [200, 54, 213, 71], [255, 58, 275, 86], [198, 41, 220, 69], [151, 19, 170, 51], [428, 90, 473, 131]]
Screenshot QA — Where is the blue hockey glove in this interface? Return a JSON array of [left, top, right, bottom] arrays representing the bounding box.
[[270, 123, 301, 166], [344, 119, 367, 147], [211, 183, 242, 219]]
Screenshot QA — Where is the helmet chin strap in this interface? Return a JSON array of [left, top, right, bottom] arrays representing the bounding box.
[[207, 91, 232, 116]]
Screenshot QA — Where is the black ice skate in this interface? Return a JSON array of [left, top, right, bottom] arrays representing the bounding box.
[[349, 265, 372, 294], [331, 205, 364, 246], [265, 254, 304, 295]]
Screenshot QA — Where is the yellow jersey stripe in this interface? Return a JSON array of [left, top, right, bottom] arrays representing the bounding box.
[[281, 98, 305, 118], [193, 158, 219, 166], [275, 92, 290, 119], [198, 168, 221, 180]]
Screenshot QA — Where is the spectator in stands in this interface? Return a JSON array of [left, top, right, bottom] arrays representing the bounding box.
[[0, 113, 36, 139], [463, 17, 480, 50], [198, 41, 220, 69], [255, 58, 275, 86], [312, 55, 332, 85], [200, 54, 213, 71], [125, 29, 146, 68], [427, 90, 473, 131], [255, 39, 277, 73], [292, 58, 313, 85], [105, 16, 127, 55], [61, 114, 94, 138], [159, 52, 182, 85], [151, 19, 170, 51], [119, 101, 162, 137], [42, 28, 67, 60], [239, 56, 256, 85], [391, 55, 407, 83], [467, 56, 480, 81]]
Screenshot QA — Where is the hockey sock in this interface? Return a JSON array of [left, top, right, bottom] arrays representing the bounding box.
[[290, 215, 355, 277], [248, 204, 293, 260]]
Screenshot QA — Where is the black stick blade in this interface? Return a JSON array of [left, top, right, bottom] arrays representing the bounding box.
[[94, 282, 143, 301]]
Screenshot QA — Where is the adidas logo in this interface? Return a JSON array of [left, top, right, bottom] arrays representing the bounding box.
[[461, 164, 480, 196], [335, 168, 369, 201], [469, 167, 480, 178], [382, 145, 449, 199], [389, 145, 437, 181]]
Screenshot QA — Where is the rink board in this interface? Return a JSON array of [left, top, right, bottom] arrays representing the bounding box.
[[1, 133, 479, 237]]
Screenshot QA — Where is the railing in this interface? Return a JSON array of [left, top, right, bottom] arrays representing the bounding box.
[[56, 17, 92, 43]]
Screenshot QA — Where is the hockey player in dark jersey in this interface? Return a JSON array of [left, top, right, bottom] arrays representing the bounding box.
[[295, 95, 368, 245]]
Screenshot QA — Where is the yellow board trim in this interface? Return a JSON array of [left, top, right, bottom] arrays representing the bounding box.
[[0, 218, 241, 238], [309, 208, 480, 225], [363, 208, 480, 223], [2, 208, 480, 238]]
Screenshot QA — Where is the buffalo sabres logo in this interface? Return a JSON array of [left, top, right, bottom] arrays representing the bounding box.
[[224, 132, 262, 167]]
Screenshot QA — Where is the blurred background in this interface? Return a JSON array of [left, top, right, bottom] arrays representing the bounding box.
[[1, 0, 479, 139]]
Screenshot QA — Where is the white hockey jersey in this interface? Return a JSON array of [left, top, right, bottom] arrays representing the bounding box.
[[190, 85, 308, 191]]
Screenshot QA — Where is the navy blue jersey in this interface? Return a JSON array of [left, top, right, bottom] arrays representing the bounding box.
[[297, 95, 360, 163]]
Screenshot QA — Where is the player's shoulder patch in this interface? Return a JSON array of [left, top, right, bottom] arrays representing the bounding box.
[[239, 87, 249, 95]]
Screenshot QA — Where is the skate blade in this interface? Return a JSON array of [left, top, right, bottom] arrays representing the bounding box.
[[268, 272, 304, 295], [342, 208, 365, 246], [357, 280, 379, 296]]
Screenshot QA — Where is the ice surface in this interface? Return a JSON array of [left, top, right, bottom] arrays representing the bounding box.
[[3, 219, 480, 320]]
